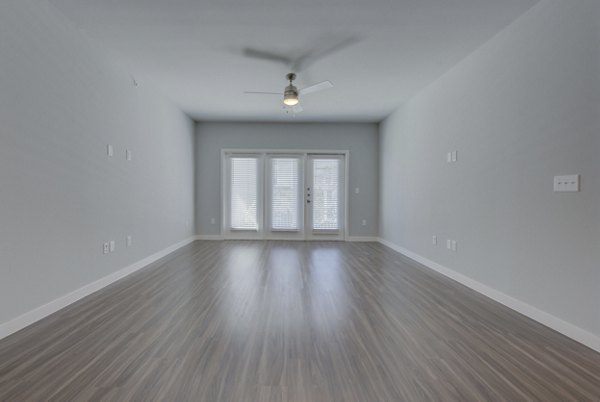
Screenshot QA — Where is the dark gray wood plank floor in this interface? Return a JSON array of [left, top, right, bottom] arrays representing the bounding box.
[[0, 241, 599, 401]]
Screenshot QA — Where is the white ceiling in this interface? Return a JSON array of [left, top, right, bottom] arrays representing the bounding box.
[[48, 0, 538, 122]]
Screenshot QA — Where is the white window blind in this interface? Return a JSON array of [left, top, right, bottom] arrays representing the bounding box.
[[230, 157, 258, 230], [271, 158, 299, 230], [312, 159, 339, 231]]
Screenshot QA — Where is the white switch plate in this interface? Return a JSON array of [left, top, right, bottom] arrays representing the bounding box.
[[362, 219, 367, 226], [432, 235, 437, 246], [451, 240, 457, 252], [554, 175, 579, 192], [447, 239, 452, 250], [109, 240, 115, 252], [103, 242, 110, 254], [126, 149, 132, 161], [355, 187, 360, 194], [447, 152, 452, 163], [452, 151, 457, 162], [126, 235, 132, 247], [107, 144, 113, 157], [210, 218, 216, 225]]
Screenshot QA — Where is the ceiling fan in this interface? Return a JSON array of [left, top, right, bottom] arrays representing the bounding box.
[[244, 72, 333, 113], [241, 37, 359, 112]]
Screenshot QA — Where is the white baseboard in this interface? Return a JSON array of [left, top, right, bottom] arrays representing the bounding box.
[[194, 235, 378, 242], [346, 236, 379, 242], [0, 236, 197, 341], [377, 237, 600, 353], [194, 235, 224, 241]]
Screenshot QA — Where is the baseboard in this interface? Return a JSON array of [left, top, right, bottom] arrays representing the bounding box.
[[194, 235, 378, 242], [194, 235, 224, 241], [346, 236, 379, 242], [377, 237, 600, 353], [0, 236, 197, 341]]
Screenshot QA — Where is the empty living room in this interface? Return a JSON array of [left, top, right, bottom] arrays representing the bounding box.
[[1, 0, 599, 400]]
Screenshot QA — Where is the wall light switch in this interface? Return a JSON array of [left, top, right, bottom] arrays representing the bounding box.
[[362, 219, 367, 226], [452, 151, 457, 162], [109, 240, 115, 252], [447, 152, 452, 163], [355, 187, 360, 194], [210, 218, 216, 225], [126, 235, 132, 247], [554, 175, 579, 192], [447, 239, 452, 250], [107, 144, 114, 157], [432, 235, 437, 246], [451, 240, 457, 252], [126, 149, 132, 161]]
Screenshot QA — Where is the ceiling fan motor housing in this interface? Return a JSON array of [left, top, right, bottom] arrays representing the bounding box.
[[283, 84, 299, 105]]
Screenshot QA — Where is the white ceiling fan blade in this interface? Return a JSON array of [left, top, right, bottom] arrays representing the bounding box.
[[299, 81, 333, 96], [244, 91, 282, 95]]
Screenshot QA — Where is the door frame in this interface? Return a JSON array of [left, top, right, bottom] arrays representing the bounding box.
[[221, 149, 350, 241]]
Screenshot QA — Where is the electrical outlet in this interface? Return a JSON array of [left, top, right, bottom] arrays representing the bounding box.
[[432, 235, 437, 246], [553, 175, 579, 192], [126, 235, 132, 247], [109, 240, 115, 252], [103, 242, 110, 254]]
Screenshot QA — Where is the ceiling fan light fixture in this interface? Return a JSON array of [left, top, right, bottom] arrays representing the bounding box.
[[283, 84, 299, 106]]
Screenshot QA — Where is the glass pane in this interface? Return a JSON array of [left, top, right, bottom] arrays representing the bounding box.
[[230, 157, 258, 230], [271, 158, 299, 230], [312, 159, 339, 231]]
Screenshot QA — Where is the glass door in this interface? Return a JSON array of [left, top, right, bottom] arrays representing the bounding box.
[[305, 155, 345, 240], [265, 155, 305, 239], [223, 154, 264, 238], [222, 151, 346, 240]]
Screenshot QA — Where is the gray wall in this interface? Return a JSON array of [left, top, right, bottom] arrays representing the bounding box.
[[0, 1, 195, 325], [380, 0, 600, 337], [196, 122, 378, 237]]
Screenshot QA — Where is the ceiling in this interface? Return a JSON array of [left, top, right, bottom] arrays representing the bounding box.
[[48, 0, 538, 122]]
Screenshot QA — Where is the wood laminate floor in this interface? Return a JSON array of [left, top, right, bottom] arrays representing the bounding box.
[[0, 241, 599, 401]]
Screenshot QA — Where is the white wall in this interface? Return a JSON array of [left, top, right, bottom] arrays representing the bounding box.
[[380, 0, 600, 342], [195, 122, 379, 238], [0, 1, 195, 327]]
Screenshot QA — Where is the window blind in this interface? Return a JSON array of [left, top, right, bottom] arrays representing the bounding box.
[[271, 158, 299, 230], [312, 159, 339, 231], [230, 157, 258, 230]]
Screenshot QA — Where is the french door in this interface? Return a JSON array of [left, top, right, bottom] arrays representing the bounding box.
[[305, 155, 345, 240], [222, 151, 346, 240]]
